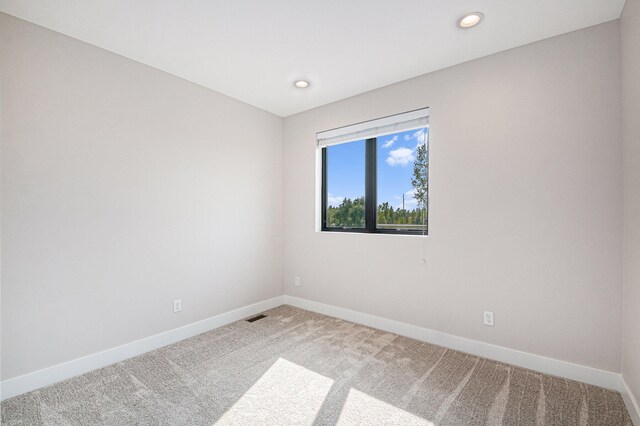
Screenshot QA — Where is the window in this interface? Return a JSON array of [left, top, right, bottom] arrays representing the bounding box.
[[318, 109, 429, 235]]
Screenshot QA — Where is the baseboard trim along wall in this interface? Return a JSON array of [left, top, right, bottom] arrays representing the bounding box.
[[283, 295, 640, 422], [2, 294, 639, 423], [622, 378, 640, 426], [0, 296, 286, 401]]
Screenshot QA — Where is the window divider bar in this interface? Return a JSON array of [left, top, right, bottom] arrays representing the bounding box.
[[365, 138, 377, 232]]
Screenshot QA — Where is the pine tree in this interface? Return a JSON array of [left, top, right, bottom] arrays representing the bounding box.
[[411, 142, 428, 211]]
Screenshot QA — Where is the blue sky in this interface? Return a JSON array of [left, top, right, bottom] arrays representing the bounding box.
[[326, 127, 428, 210]]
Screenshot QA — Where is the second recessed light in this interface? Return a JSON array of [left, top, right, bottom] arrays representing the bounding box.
[[294, 80, 310, 88], [457, 12, 484, 29]]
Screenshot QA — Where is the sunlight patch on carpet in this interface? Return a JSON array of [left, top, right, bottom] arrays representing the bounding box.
[[215, 358, 333, 425], [337, 388, 434, 425]]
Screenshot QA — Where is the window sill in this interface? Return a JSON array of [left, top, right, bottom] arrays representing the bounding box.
[[319, 229, 428, 237]]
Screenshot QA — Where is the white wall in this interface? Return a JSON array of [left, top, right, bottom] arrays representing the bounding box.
[[0, 13, 284, 380], [283, 21, 623, 372], [0, 9, 631, 390], [621, 0, 640, 408]]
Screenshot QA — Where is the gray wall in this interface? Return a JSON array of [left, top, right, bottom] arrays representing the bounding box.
[[0, 13, 284, 380], [621, 0, 640, 407], [283, 21, 624, 372]]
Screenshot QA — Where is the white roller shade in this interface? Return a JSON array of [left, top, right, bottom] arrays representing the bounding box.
[[316, 108, 429, 148]]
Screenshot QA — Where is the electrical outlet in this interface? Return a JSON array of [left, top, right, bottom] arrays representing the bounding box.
[[483, 311, 494, 326], [420, 257, 427, 264], [173, 299, 182, 313], [294, 276, 301, 287]]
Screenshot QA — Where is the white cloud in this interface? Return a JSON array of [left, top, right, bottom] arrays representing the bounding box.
[[395, 189, 418, 209], [381, 135, 397, 149], [402, 129, 427, 146], [404, 198, 418, 208], [385, 147, 414, 166], [327, 193, 344, 207], [396, 198, 417, 210], [413, 129, 426, 146]]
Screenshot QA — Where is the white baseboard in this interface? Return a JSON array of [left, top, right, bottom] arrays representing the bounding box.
[[622, 378, 640, 426], [3, 294, 638, 424], [0, 295, 285, 401], [283, 296, 625, 392]]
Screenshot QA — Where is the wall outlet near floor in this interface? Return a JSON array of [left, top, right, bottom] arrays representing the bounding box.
[[483, 311, 494, 326], [294, 276, 301, 287], [173, 299, 182, 313]]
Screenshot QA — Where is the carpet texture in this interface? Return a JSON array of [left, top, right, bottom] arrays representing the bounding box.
[[1, 305, 633, 425]]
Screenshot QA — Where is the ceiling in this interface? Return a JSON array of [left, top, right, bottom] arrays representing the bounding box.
[[0, 0, 626, 117]]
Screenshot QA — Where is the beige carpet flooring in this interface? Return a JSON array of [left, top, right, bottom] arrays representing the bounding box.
[[1, 305, 633, 425]]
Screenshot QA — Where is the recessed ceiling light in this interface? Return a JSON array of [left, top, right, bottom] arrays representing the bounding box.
[[457, 12, 484, 29], [294, 80, 310, 88]]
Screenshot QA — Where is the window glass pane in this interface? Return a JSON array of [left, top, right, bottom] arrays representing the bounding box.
[[325, 140, 366, 228], [376, 128, 428, 232]]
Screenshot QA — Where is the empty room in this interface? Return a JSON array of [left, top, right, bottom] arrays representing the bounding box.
[[1, 0, 639, 425]]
